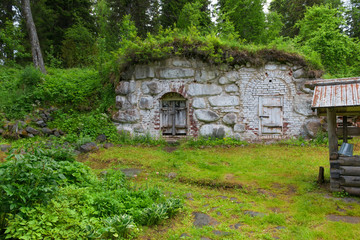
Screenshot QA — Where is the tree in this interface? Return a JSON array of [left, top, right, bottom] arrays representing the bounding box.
[[161, 0, 211, 29], [177, 1, 213, 33], [218, 0, 265, 43], [296, 5, 360, 76], [269, 0, 342, 37], [347, 0, 360, 39], [22, 0, 46, 73]]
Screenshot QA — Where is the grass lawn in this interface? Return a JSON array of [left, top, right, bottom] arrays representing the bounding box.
[[80, 144, 360, 240]]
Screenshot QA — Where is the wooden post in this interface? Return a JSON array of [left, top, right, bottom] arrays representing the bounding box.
[[327, 108, 338, 155], [318, 166, 325, 184], [343, 116, 348, 143]]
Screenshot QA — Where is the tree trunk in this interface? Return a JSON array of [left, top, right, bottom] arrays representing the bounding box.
[[22, 0, 46, 74]]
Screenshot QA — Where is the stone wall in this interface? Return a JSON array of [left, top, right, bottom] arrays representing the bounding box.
[[112, 57, 317, 140]]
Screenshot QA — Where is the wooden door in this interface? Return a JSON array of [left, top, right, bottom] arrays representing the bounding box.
[[161, 100, 187, 135], [259, 96, 283, 134]]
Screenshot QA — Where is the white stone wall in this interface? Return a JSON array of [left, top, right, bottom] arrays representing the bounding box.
[[113, 58, 316, 140]]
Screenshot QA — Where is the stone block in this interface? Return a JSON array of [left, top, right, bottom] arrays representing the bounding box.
[[265, 64, 278, 70], [116, 96, 130, 110], [172, 59, 192, 67], [209, 96, 239, 107], [188, 84, 222, 96], [192, 98, 206, 109], [135, 65, 154, 79], [116, 125, 134, 135], [112, 109, 140, 123], [225, 84, 238, 93], [223, 113, 237, 125], [293, 68, 306, 79], [195, 110, 220, 123], [195, 69, 217, 82], [199, 124, 232, 138], [115, 81, 136, 95], [304, 119, 322, 138], [234, 124, 245, 133], [294, 96, 313, 116], [139, 96, 153, 110], [225, 71, 239, 82], [142, 81, 162, 95], [219, 76, 229, 85], [159, 68, 194, 79]]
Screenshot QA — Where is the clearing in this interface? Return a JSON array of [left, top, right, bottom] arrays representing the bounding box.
[[79, 144, 360, 240]]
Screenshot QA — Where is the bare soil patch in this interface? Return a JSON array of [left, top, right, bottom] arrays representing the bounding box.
[[326, 214, 360, 224]]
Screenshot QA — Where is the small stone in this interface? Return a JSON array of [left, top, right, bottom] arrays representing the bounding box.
[[103, 143, 114, 149], [276, 226, 286, 230], [53, 130, 60, 137], [229, 223, 242, 229], [225, 84, 239, 93], [212, 230, 231, 236], [79, 142, 99, 153], [36, 120, 47, 128], [25, 127, 39, 135], [0, 144, 11, 152], [96, 134, 107, 143], [192, 212, 219, 228], [234, 124, 245, 133], [244, 211, 265, 217], [168, 172, 177, 179], [180, 233, 191, 238], [41, 127, 53, 135], [139, 96, 153, 110], [219, 76, 229, 85], [192, 98, 206, 109]]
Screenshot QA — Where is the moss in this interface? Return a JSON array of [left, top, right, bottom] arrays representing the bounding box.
[[110, 32, 324, 82]]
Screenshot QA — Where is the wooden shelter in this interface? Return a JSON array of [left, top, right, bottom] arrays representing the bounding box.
[[306, 77, 360, 196]]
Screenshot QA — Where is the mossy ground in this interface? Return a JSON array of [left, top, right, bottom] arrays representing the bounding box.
[[80, 144, 360, 240]]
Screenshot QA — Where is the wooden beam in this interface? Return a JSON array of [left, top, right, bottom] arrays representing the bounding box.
[[343, 116, 348, 143], [327, 108, 338, 156]]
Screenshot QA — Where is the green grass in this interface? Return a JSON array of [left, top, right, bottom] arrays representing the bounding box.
[[81, 144, 360, 240]]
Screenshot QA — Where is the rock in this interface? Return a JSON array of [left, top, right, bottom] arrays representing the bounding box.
[[225, 71, 239, 82], [116, 96, 131, 110], [172, 59, 192, 67], [229, 223, 242, 229], [223, 113, 237, 126], [25, 127, 39, 135], [121, 168, 142, 177], [79, 142, 99, 153], [195, 69, 218, 82], [185, 192, 193, 200], [188, 84, 222, 97], [225, 84, 239, 93], [180, 233, 191, 238], [219, 76, 229, 85], [134, 65, 154, 79], [159, 68, 194, 79], [133, 124, 145, 133], [96, 134, 107, 143], [294, 96, 313, 116], [116, 125, 134, 135], [115, 81, 136, 95], [200, 125, 232, 139], [41, 127, 53, 135], [0, 144, 11, 152], [36, 120, 47, 128], [112, 109, 140, 123], [304, 119, 322, 138], [293, 68, 306, 79], [168, 172, 177, 179], [139, 96, 153, 110], [212, 230, 231, 236], [142, 81, 162, 95], [19, 129, 28, 138], [244, 211, 265, 217], [234, 133, 242, 140], [53, 130, 60, 137], [192, 212, 219, 228], [265, 64, 278, 70], [103, 143, 114, 149], [234, 124, 245, 133], [209, 96, 239, 107], [195, 110, 220, 123], [192, 98, 206, 109]]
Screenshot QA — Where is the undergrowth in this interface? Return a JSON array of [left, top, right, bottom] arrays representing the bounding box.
[[0, 145, 182, 239]]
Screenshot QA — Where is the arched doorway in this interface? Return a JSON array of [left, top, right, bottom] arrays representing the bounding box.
[[161, 92, 187, 136]]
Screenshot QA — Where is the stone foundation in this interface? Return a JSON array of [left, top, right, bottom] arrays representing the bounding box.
[[112, 58, 317, 140]]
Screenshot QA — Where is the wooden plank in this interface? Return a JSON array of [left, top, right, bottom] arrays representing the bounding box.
[[336, 127, 360, 137], [331, 160, 360, 167], [343, 116, 348, 142], [343, 187, 360, 196], [327, 108, 338, 155], [330, 169, 341, 179], [340, 166, 360, 176], [340, 176, 360, 187]]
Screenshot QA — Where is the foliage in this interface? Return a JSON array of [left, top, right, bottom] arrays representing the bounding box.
[[61, 22, 97, 68], [177, 0, 213, 33], [0, 146, 183, 239], [295, 4, 360, 77]]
